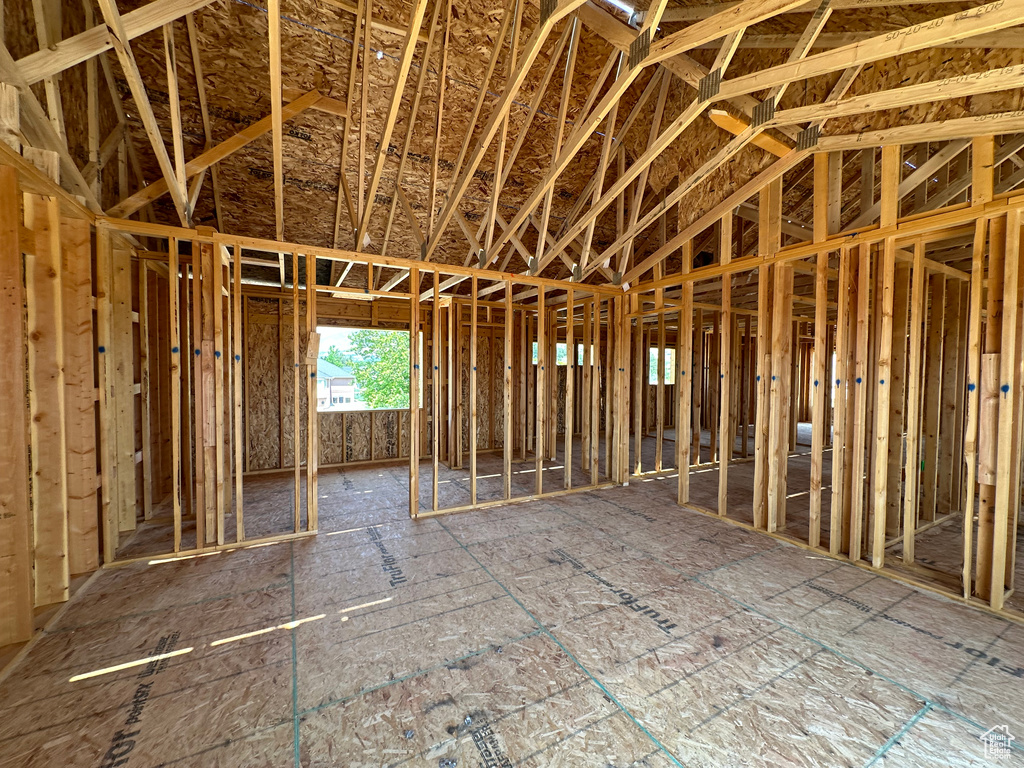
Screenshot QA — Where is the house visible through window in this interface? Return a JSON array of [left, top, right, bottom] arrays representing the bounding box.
[[316, 326, 423, 413]]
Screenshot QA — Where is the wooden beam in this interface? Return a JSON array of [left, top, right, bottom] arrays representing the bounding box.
[[97, 0, 189, 224], [716, 3, 1024, 104], [870, 144, 900, 567], [25, 191, 69, 604], [108, 90, 322, 218], [0, 165, 32, 643], [356, 0, 430, 249], [269, 0, 284, 240], [709, 109, 790, 157]]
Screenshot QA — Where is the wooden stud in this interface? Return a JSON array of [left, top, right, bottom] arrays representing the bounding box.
[[61, 213, 98, 573], [990, 209, 1022, 611], [504, 280, 513, 499], [535, 286, 545, 496], [718, 214, 733, 516], [678, 241, 694, 504], [564, 286, 574, 489], [410, 267, 421, 517], [470, 277, 478, 505], [432, 272, 440, 510], [961, 217, 987, 598], [0, 165, 32, 643], [920, 275, 945, 523], [901, 242, 927, 565]]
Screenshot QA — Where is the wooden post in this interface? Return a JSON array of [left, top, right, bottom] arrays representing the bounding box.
[[848, 244, 871, 562], [920, 275, 945, 522], [870, 144, 900, 567], [633, 301, 644, 475], [591, 297, 601, 483], [306, 251, 318, 531], [767, 259, 793, 533], [961, 217, 988, 598], [692, 307, 703, 465], [139, 261, 153, 521], [656, 303, 666, 473], [886, 263, 911, 538], [678, 242, 694, 504], [535, 286, 545, 495], [169, 239, 182, 552], [292, 249, 300, 532], [25, 191, 69, 604], [718, 214, 733, 516], [504, 280, 513, 499], [754, 178, 780, 529], [582, 297, 592, 471], [410, 267, 420, 517], [233, 242, 244, 539], [989, 209, 1022, 611], [902, 242, 927, 565], [432, 272, 441, 510], [0, 164, 32, 643], [810, 153, 829, 548], [61, 214, 98, 573], [564, 287, 574, 488]]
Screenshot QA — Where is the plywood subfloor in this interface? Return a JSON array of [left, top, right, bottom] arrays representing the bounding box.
[[3, 463, 1024, 767]]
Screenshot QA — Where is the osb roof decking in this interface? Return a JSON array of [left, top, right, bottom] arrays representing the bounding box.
[[25, 0, 1024, 287]]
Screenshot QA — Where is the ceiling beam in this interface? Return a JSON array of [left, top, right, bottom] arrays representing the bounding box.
[[488, 0, 807, 268], [97, 0, 189, 225], [108, 90, 322, 218], [18, 0, 215, 85]]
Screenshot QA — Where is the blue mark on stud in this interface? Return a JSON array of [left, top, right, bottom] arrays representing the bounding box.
[[195, 349, 201, 356], [880, 379, 885, 385], [98, 346, 106, 353], [171, 346, 179, 354], [215, 350, 221, 358], [813, 380, 819, 387], [235, 354, 241, 361], [720, 373, 724, 379], [836, 378, 841, 386], [771, 375, 776, 381], [310, 372, 316, 378], [756, 375, 761, 382], [681, 370, 686, 376], [968, 382, 976, 392], [1002, 384, 1010, 396], [856, 377, 862, 384], [435, 365, 439, 370]]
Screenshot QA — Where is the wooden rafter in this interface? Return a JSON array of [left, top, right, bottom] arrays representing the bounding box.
[[18, 0, 216, 85], [355, 0, 430, 250], [269, 0, 284, 240], [422, 0, 590, 260], [108, 90, 323, 218], [97, 0, 189, 225], [486, 0, 808, 267], [379, 0, 446, 259]]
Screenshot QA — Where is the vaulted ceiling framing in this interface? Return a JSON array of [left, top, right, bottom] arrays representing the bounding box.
[[3, 0, 1024, 298]]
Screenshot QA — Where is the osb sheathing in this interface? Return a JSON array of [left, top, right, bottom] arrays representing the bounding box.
[[246, 299, 283, 470], [243, 295, 428, 470], [105, 1, 1023, 286]]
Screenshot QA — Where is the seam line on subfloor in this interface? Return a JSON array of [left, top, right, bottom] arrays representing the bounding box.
[[554, 504, 1024, 749], [864, 703, 933, 767], [437, 518, 687, 768]]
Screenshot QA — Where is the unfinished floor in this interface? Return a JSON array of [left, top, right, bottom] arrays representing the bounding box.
[[2, 464, 1023, 767]]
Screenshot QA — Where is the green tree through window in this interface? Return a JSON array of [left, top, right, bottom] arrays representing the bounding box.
[[337, 329, 410, 409]]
